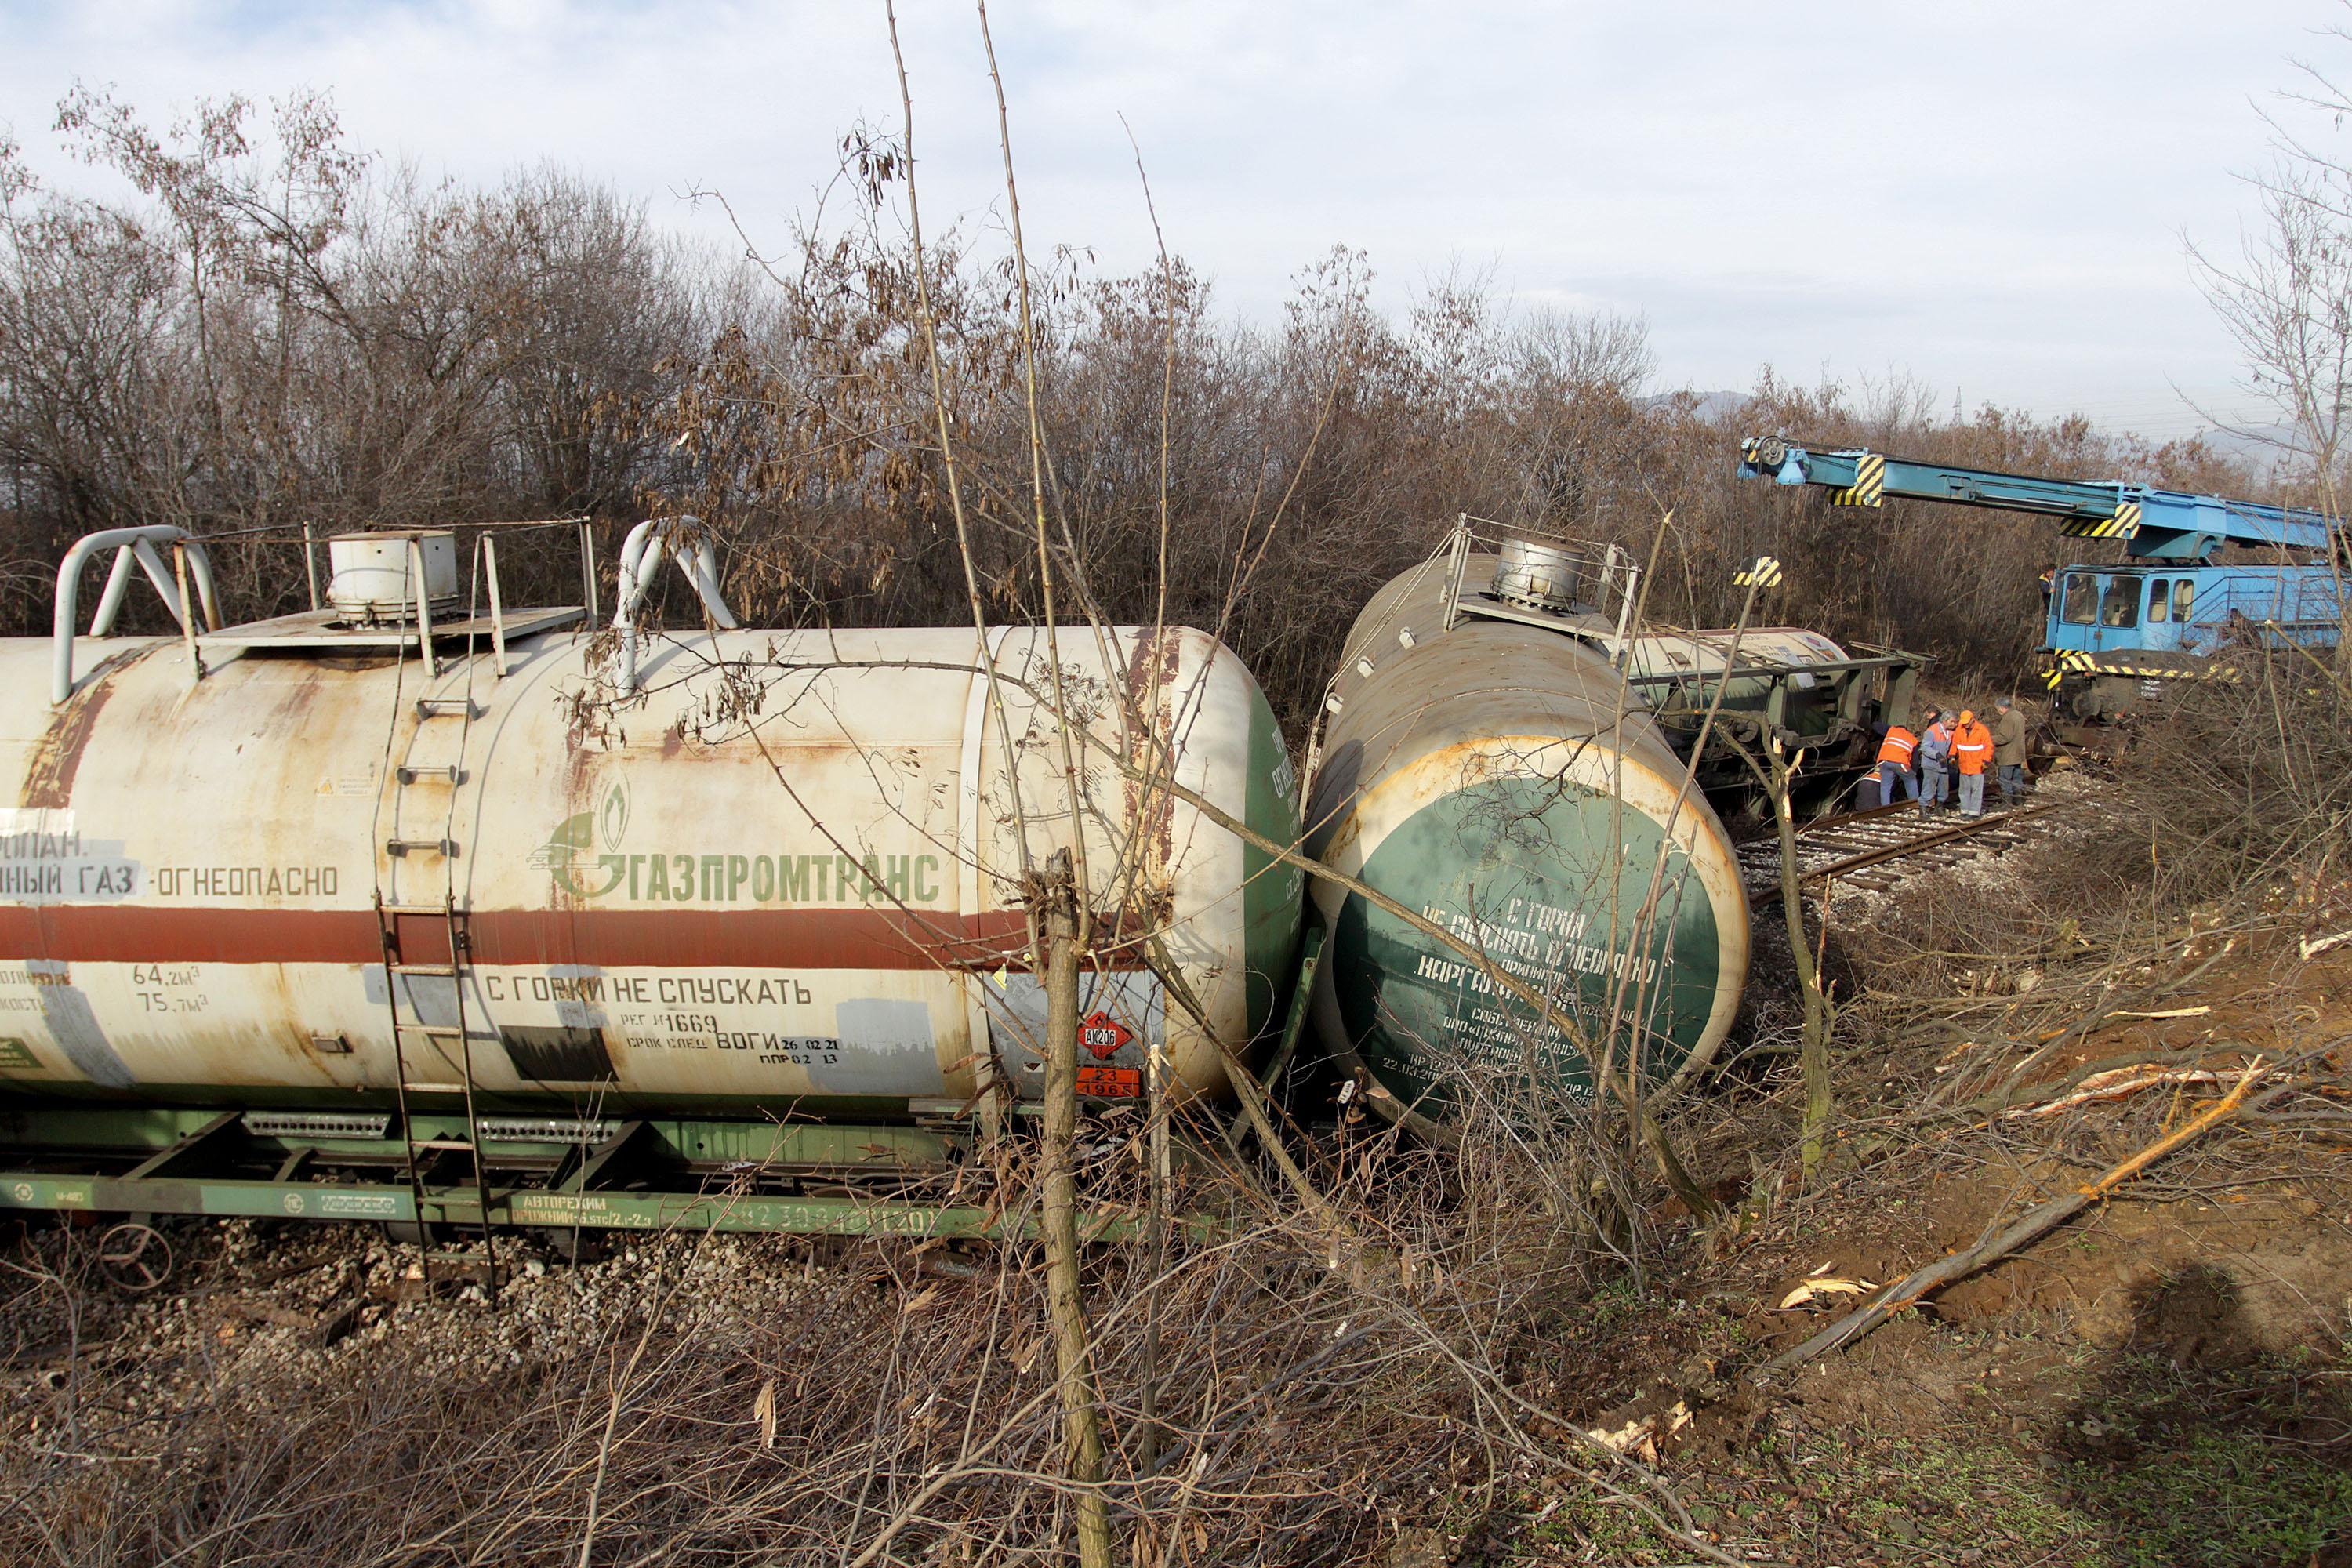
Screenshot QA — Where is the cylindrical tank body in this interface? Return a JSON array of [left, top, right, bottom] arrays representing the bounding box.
[[0, 624, 1300, 1117], [1305, 555, 1749, 1115], [1619, 626, 1859, 746]]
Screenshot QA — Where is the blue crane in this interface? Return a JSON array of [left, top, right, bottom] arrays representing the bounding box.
[[1734, 436, 2346, 731]]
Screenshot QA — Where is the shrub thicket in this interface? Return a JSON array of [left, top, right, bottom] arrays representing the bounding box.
[[0, 92, 2279, 737]]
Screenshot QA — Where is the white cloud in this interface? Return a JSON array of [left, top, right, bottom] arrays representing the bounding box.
[[2, 0, 2341, 430]]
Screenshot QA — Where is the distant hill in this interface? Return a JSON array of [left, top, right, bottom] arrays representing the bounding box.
[[1638, 389, 1750, 422], [2166, 419, 2302, 479]]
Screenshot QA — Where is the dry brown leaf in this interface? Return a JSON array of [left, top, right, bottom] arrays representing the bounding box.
[[1778, 1277, 1875, 1310], [753, 1377, 777, 1449], [903, 1284, 939, 1313]]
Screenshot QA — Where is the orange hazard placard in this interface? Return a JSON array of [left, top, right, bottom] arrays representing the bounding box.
[[1076, 1065, 1142, 1098], [1078, 1010, 1134, 1061]]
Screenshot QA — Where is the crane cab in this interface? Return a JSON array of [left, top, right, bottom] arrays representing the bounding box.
[[2049, 563, 2342, 659], [2045, 561, 2343, 731]]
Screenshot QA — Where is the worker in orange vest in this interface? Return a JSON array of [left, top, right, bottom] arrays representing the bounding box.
[[1949, 708, 1995, 818], [1874, 720, 1920, 807]]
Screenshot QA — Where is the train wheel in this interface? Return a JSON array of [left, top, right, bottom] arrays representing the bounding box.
[[96, 1222, 173, 1294]]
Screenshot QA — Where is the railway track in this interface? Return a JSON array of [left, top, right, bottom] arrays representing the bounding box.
[[1740, 797, 2063, 902]]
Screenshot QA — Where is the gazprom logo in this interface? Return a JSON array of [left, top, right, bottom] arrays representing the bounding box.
[[529, 775, 943, 907], [532, 780, 630, 898]]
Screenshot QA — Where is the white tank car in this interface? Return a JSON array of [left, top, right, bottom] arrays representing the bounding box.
[[0, 533, 1301, 1120]]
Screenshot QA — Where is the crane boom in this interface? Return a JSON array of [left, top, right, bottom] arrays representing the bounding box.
[[1736, 436, 2343, 561], [1733, 433, 2346, 746]]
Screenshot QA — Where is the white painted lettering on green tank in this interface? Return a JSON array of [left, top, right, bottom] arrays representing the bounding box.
[[1332, 777, 1720, 1108]]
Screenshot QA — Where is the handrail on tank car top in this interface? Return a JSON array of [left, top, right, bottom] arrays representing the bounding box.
[[53, 526, 222, 704], [611, 515, 739, 695]]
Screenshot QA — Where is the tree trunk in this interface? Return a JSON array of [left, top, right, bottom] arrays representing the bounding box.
[[1770, 746, 1835, 1174], [1136, 1038, 1168, 1474], [1034, 848, 1112, 1567]]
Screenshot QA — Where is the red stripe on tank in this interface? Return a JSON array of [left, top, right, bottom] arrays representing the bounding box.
[[0, 906, 1048, 971], [0, 907, 383, 964]]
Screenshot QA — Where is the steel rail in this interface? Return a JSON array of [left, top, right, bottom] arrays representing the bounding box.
[[1744, 800, 2063, 902], [1794, 800, 1914, 835], [1800, 801, 2058, 880]]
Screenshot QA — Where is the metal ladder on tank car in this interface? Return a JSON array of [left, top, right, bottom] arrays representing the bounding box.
[[370, 536, 502, 1297]]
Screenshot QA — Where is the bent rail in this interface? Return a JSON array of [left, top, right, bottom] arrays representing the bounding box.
[[53, 527, 221, 704]]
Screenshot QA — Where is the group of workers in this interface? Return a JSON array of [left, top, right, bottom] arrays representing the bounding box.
[[1873, 697, 2029, 819]]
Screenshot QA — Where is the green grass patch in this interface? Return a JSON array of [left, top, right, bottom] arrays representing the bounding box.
[[1484, 1424, 2347, 1566]]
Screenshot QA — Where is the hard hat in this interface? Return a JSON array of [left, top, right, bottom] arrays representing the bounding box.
[[1958, 709, 1974, 724]]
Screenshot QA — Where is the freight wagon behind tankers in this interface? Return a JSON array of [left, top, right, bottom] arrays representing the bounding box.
[[1304, 531, 1751, 1126], [0, 523, 1300, 1236]]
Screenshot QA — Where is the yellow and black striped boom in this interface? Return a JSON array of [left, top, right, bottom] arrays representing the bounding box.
[[1736, 437, 2343, 565]]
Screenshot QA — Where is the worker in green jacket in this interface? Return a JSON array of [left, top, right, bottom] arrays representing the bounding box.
[[1991, 696, 2028, 805]]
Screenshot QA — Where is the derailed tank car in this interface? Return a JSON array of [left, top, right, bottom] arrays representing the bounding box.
[[1616, 624, 1922, 811], [0, 521, 1301, 1238], [1304, 532, 1748, 1118], [1304, 521, 1921, 1123]]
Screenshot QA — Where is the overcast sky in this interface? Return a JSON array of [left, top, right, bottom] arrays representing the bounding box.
[[4, 1, 2346, 440]]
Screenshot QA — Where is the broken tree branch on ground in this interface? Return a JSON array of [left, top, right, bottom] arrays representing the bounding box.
[[1759, 1049, 2292, 1375], [1584, 1040, 2345, 1458]]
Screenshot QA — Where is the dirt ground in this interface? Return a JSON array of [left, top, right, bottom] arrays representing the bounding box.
[[5, 828, 2348, 1566], [1463, 840, 2352, 1567]]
